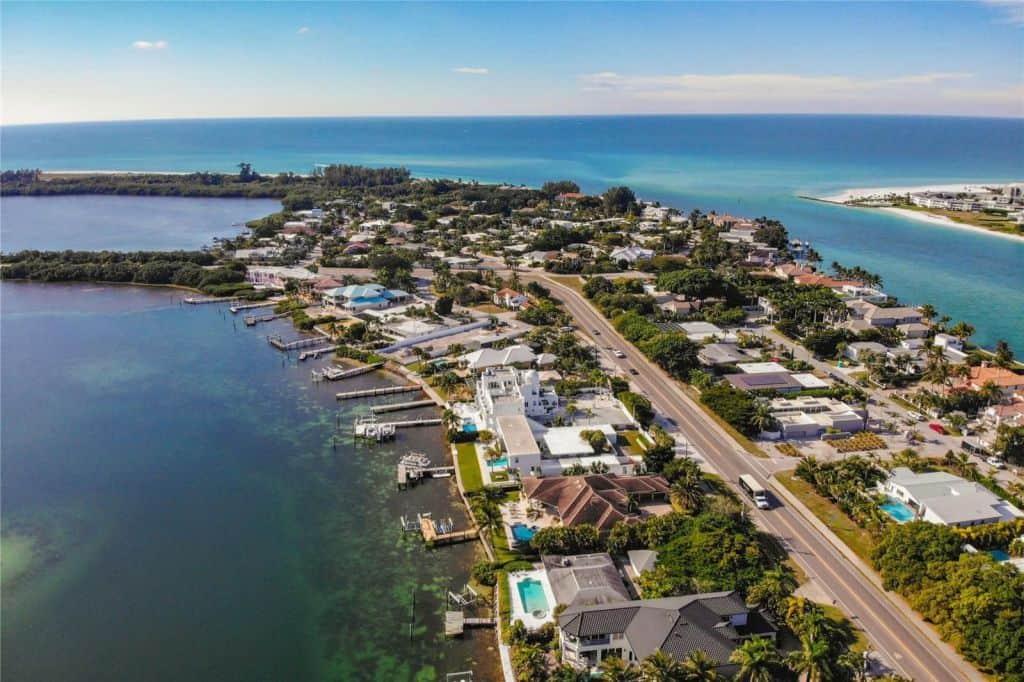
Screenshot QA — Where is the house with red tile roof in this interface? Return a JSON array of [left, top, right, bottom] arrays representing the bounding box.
[[521, 474, 670, 532]]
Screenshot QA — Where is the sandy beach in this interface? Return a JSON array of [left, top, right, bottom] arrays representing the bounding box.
[[874, 206, 1023, 241], [813, 182, 1018, 204]]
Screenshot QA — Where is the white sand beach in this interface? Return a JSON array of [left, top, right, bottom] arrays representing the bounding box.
[[815, 182, 1016, 204], [874, 206, 1023, 241]]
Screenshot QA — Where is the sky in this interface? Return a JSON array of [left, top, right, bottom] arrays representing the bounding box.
[[1, 1, 1022, 125]]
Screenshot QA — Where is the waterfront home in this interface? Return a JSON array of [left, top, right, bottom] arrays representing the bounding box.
[[880, 467, 1024, 527], [558, 591, 776, 674], [493, 287, 529, 309], [459, 345, 538, 372], [770, 396, 866, 439], [724, 372, 803, 394], [850, 302, 923, 328], [843, 341, 889, 362], [542, 553, 631, 609], [322, 283, 411, 311], [246, 265, 318, 288], [476, 367, 559, 429], [983, 402, 1024, 428], [960, 365, 1024, 401], [521, 474, 670, 532]]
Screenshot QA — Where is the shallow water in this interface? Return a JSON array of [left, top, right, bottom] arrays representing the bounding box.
[[1, 282, 498, 682]]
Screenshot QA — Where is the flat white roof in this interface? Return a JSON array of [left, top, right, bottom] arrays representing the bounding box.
[[497, 415, 542, 457], [543, 425, 615, 458], [793, 373, 829, 388], [736, 362, 788, 374]]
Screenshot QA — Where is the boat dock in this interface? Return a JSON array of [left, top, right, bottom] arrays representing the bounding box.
[[371, 399, 438, 413], [184, 296, 238, 305], [268, 335, 333, 352], [245, 312, 288, 326], [385, 417, 442, 429], [312, 362, 384, 382], [336, 385, 421, 400], [398, 462, 455, 488], [353, 415, 397, 441], [417, 513, 478, 546], [444, 611, 496, 637], [298, 346, 340, 361], [230, 301, 277, 314]]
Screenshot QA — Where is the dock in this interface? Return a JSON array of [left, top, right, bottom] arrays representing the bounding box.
[[268, 335, 333, 352], [444, 612, 495, 637], [398, 462, 455, 488], [230, 301, 277, 313], [312, 361, 384, 382], [383, 417, 442, 429], [353, 415, 396, 441], [371, 399, 438, 414], [336, 385, 421, 400], [418, 513, 478, 546], [184, 296, 238, 305], [299, 346, 340, 361], [245, 312, 288, 326]]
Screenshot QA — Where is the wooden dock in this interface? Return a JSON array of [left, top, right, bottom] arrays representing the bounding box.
[[444, 611, 495, 637], [268, 335, 332, 352], [419, 514, 478, 546], [245, 312, 288, 326], [298, 346, 340, 361], [230, 301, 277, 313], [384, 417, 442, 429], [336, 385, 421, 400], [184, 296, 238, 305], [398, 464, 454, 488], [371, 399, 437, 413], [312, 361, 384, 382]]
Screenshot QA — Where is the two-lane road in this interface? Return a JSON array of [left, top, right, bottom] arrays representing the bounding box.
[[532, 273, 979, 682]]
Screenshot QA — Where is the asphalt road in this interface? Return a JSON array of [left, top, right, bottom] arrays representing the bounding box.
[[531, 273, 980, 682]]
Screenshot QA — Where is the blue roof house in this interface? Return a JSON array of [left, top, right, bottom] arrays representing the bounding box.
[[322, 283, 411, 311]]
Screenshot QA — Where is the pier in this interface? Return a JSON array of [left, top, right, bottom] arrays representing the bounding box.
[[371, 399, 438, 413], [298, 346, 340, 361], [383, 417, 442, 429], [444, 611, 496, 637], [230, 301, 277, 314], [353, 415, 396, 441], [336, 385, 421, 400], [268, 334, 333, 352], [417, 513, 478, 546], [184, 296, 238, 305], [245, 312, 288, 326], [312, 361, 384, 382]]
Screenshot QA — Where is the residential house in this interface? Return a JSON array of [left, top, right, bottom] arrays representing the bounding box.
[[542, 553, 632, 609], [610, 246, 655, 264], [459, 345, 538, 372], [558, 591, 776, 674], [494, 288, 529, 310], [961, 365, 1024, 401], [880, 467, 1023, 527], [724, 372, 803, 394], [521, 474, 670, 532], [322, 283, 411, 311], [476, 367, 559, 429], [770, 396, 866, 439]]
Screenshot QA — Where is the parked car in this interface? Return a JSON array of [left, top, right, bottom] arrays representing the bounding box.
[[629, 368, 639, 375], [908, 412, 926, 421], [986, 457, 1007, 469], [928, 423, 946, 435], [613, 350, 626, 358]]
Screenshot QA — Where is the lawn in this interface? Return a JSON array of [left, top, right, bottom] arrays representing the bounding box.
[[455, 442, 484, 493], [545, 274, 585, 294], [775, 470, 876, 563], [473, 303, 505, 314], [820, 604, 870, 655], [620, 429, 650, 453]]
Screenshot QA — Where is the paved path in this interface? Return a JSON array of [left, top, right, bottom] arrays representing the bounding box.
[[530, 273, 981, 682]]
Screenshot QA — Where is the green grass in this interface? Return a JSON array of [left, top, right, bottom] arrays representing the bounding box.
[[775, 470, 876, 563], [455, 443, 484, 493], [682, 386, 769, 458], [820, 603, 870, 655], [545, 274, 585, 294], [620, 429, 650, 452]]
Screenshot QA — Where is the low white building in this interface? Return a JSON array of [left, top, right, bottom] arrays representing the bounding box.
[[609, 246, 654, 264], [460, 345, 538, 372], [770, 396, 866, 439], [880, 468, 1024, 527]]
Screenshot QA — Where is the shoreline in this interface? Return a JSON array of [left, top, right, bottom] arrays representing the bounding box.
[[808, 181, 1022, 204]]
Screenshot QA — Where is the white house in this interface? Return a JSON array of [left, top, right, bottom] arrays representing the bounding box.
[[460, 345, 537, 372], [494, 288, 529, 309], [609, 246, 654, 264], [475, 367, 559, 429], [770, 396, 866, 439], [880, 467, 1024, 527]]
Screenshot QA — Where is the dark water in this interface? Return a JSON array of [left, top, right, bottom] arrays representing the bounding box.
[[2, 115, 1022, 349], [0, 282, 498, 681], [0, 195, 280, 251]]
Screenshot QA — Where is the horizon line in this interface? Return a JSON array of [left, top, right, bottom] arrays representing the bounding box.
[[3, 111, 1023, 128]]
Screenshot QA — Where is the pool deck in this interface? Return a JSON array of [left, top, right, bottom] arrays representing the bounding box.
[[508, 568, 557, 631]]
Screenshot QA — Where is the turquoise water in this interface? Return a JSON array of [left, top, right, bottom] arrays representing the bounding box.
[[487, 457, 508, 468], [510, 524, 536, 543], [516, 577, 549, 614], [2, 115, 1022, 350], [881, 497, 916, 523], [0, 195, 280, 251], [990, 550, 1011, 562], [0, 282, 497, 681]]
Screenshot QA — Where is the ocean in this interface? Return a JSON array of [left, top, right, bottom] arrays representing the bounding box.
[[2, 115, 1022, 350], [0, 282, 497, 682]]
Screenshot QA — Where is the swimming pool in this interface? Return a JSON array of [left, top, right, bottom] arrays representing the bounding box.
[[510, 523, 536, 543], [989, 549, 1011, 562], [462, 423, 478, 434], [880, 497, 915, 523], [516, 578, 550, 617], [487, 457, 508, 468]]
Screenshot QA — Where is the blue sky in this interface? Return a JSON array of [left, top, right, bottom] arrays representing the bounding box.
[[2, 1, 1021, 124]]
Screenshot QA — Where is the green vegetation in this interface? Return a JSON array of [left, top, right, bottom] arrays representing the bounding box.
[[775, 469, 877, 562], [454, 443, 483, 493], [873, 521, 1024, 677], [0, 250, 262, 297]]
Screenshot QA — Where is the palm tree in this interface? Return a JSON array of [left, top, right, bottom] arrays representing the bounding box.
[[747, 566, 798, 617], [599, 655, 640, 682], [681, 651, 721, 681], [511, 644, 548, 682], [993, 339, 1015, 369], [949, 321, 975, 345], [670, 476, 704, 514], [750, 402, 778, 434], [470, 497, 502, 535], [728, 637, 782, 682], [441, 408, 461, 435], [640, 650, 686, 681], [978, 379, 1003, 407], [787, 636, 835, 682]]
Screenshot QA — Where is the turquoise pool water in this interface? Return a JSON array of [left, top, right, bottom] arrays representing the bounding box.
[[516, 578, 549, 615], [881, 498, 915, 523], [462, 424, 478, 434], [990, 550, 1011, 562], [487, 457, 507, 468], [510, 523, 536, 543]]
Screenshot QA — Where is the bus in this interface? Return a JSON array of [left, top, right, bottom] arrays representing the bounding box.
[[961, 438, 990, 457], [738, 474, 771, 510]]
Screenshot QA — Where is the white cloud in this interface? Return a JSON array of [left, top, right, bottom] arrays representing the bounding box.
[[452, 67, 489, 75], [132, 40, 168, 50], [578, 71, 974, 102], [981, 0, 1024, 26], [297, 26, 310, 35]]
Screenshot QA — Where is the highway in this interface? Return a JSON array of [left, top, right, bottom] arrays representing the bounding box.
[[530, 273, 980, 682]]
